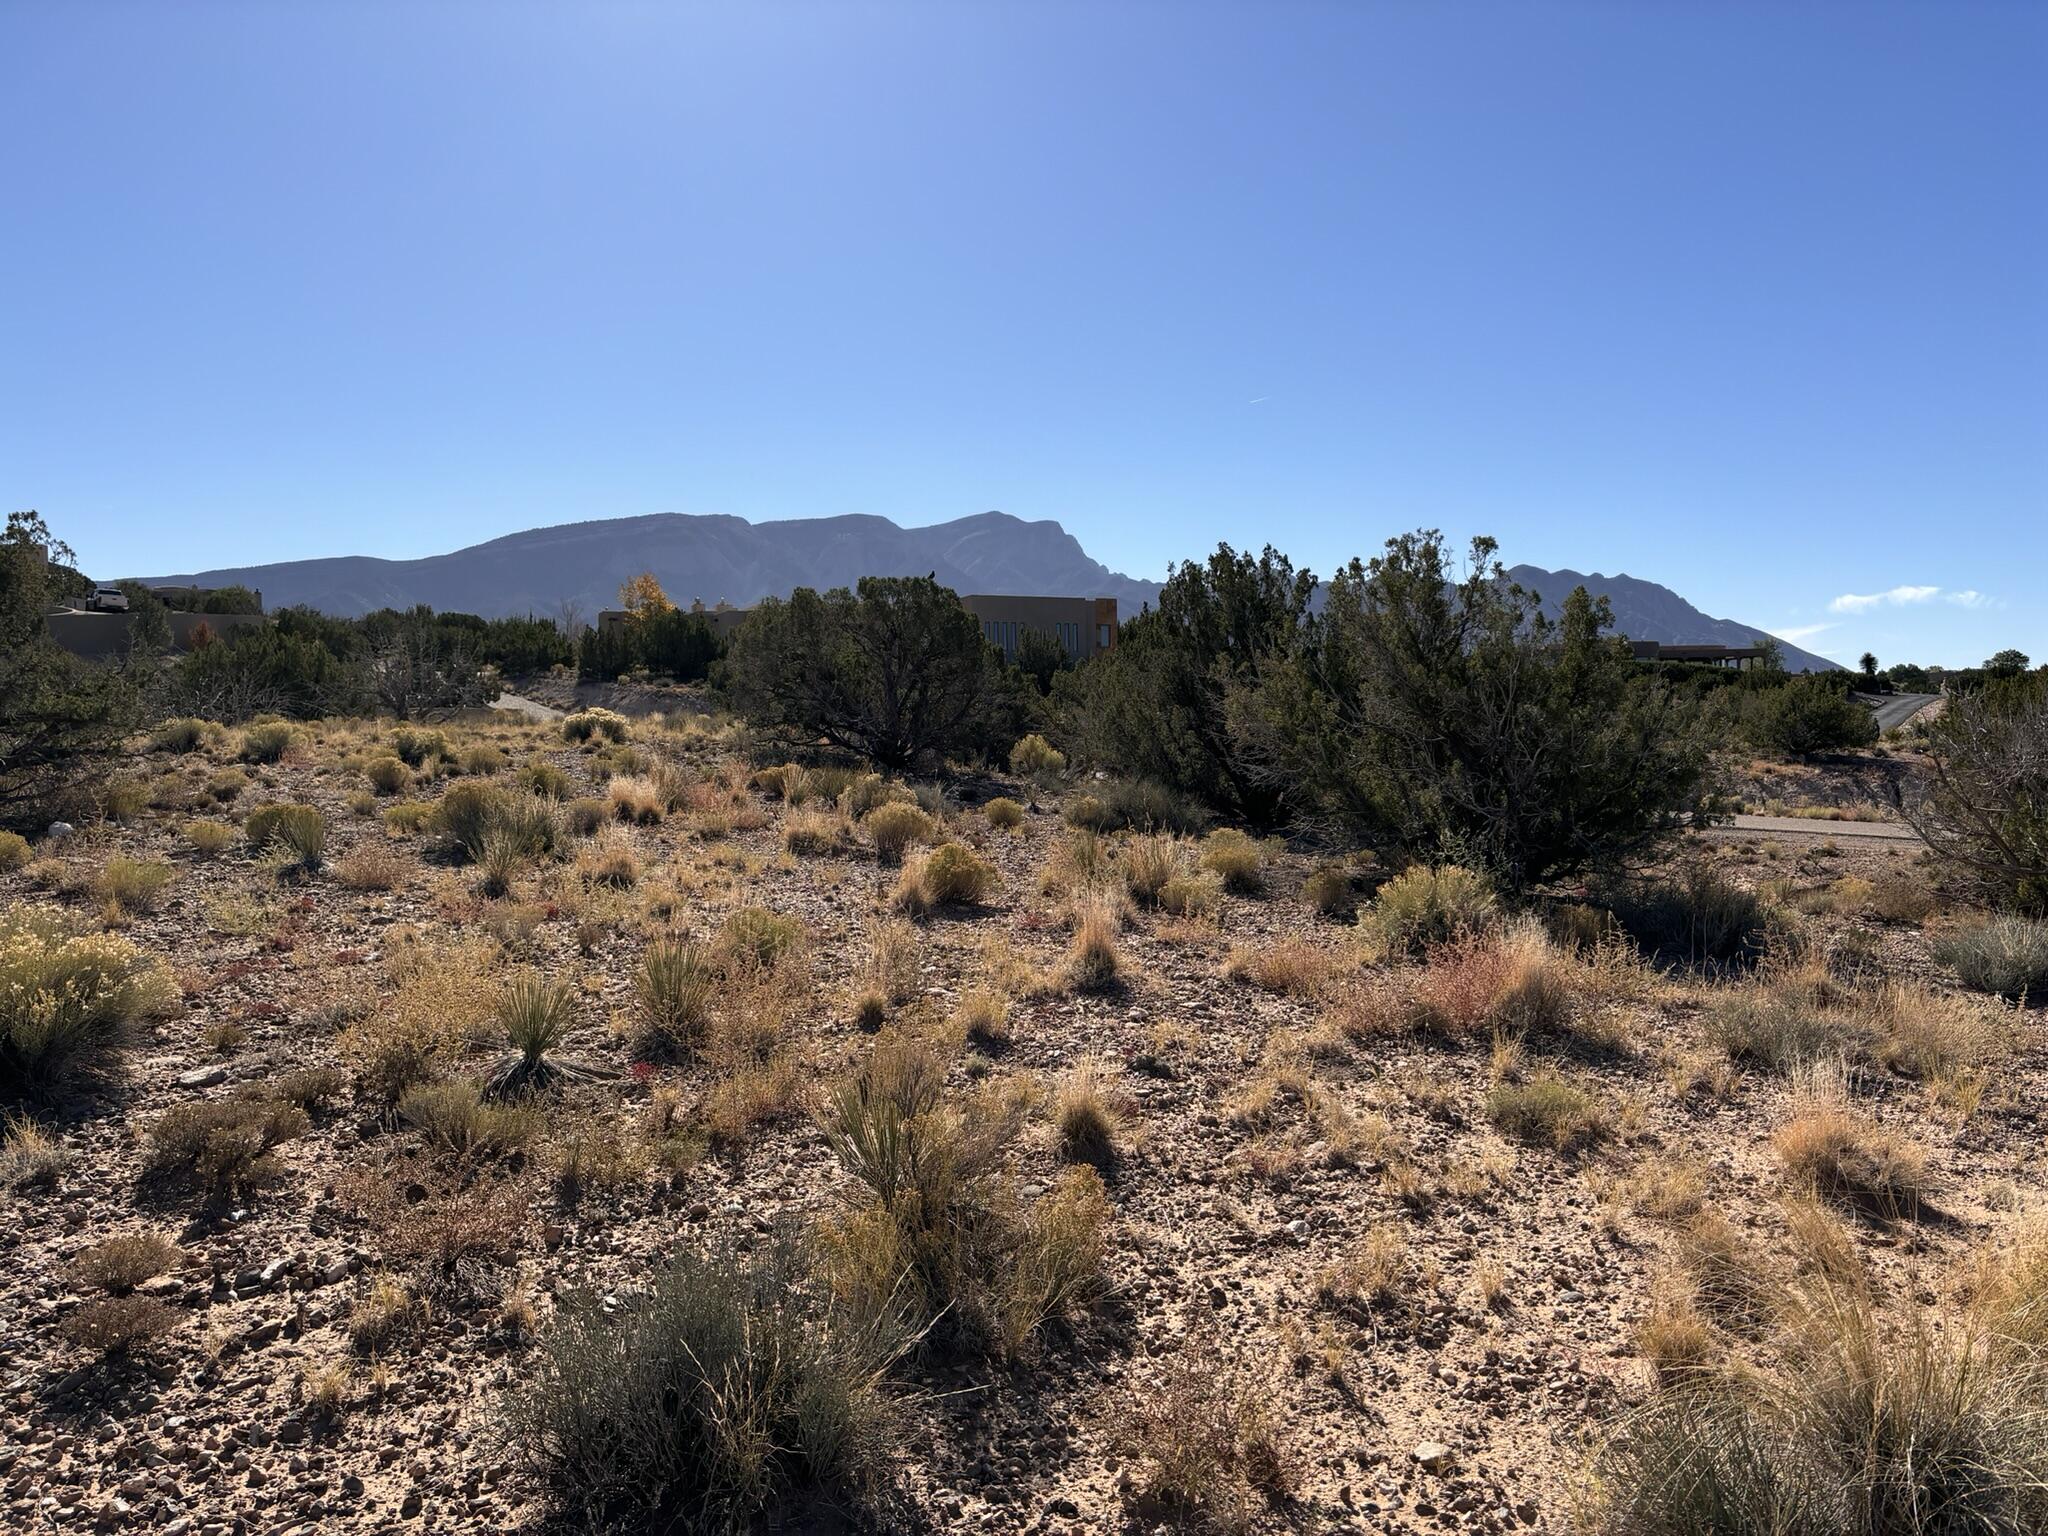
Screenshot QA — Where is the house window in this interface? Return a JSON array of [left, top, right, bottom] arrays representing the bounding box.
[[1096, 623, 1112, 648]]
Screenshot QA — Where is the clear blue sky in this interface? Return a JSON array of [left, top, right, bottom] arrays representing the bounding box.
[[4, 1, 2041, 668]]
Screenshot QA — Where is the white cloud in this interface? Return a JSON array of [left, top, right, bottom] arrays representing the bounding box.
[[1830, 585, 1941, 614], [1771, 622, 1836, 643], [1945, 590, 1992, 609]]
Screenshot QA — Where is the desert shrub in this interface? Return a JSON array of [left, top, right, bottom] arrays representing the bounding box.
[[1, 908, 171, 1093], [1606, 864, 1780, 968], [1063, 794, 1110, 831], [1053, 1057, 1125, 1165], [1010, 733, 1067, 778], [817, 1038, 1107, 1357], [1157, 872, 1220, 918], [784, 808, 852, 856], [1122, 833, 1185, 905], [1588, 1278, 2048, 1536], [150, 717, 214, 754], [892, 842, 997, 915], [606, 773, 665, 824], [561, 708, 630, 744], [382, 798, 436, 834], [984, 796, 1025, 830], [145, 1097, 309, 1203], [634, 939, 717, 1056], [1121, 1324, 1294, 1529], [1199, 828, 1265, 893], [398, 1080, 541, 1159], [458, 743, 503, 776], [1302, 863, 1363, 918], [0, 830, 29, 872], [435, 782, 558, 865], [564, 796, 609, 836], [204, 766, 248, 803], [92, 857, 172, 914], [519, 759, 571, 800], [840, 772, 909, 818], [1358, 864, 1496, 956], [60, 1295, 181, 1356], [1893, 675, 2048, 911], [863, 801, 933, 863], [954, 988, 1009, 1045], [244, 802, 326, 869], [334, 847, 408, 892], [238, 719, 297, 763], [504, 1240, 896, 1534], [718, 907, 804, 970], [364, 755, 409, 794], [72, 1232, 183, 1294], [1867, 984, 2005, 1085], [1775, 1092, 1926, 1213], [1869, 872, 1937, 925], [1084, 778, 1208, 835], [1739, 675, 1880, 757], [1706, 987, 1863, 1073], [270, 1065, 347, 1111], [180, 819, 234, 857], [1484, 1071, 1607, 1151], [574, 829, 640, 888], [1935, 914, 2048, 1000], [338, 940, 496, 1101], [1063, 899, 1122, 990], [391, 726, 449, 767]]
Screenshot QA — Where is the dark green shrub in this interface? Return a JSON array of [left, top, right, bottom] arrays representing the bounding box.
[[1739, 675, 1879, 757], [1894, 675, 2048, 912], [503, 1241, 896, 1533], [1606, 865, 1782, 969], [150, 717, 213, 754]]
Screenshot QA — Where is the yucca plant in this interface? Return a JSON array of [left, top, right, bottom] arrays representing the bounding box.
[[484, 973, 602, 1097]]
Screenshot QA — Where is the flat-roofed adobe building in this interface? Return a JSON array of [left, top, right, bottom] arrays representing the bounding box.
[[1628, 640, 1768, 670], [960, 594, 1118, 662]]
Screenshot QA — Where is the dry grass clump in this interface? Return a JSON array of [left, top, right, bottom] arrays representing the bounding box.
[[144, 1096, 309, 1204], [243, 802, 326, 870], [357, 1174, 529, 1281], [1009, 732, 1066, 778], [1774, 1088, 1927, 1215], [334, 846, 409, 892], [1868, 871, 1937, 924], [0, 829, 32, 872], [862, 918, 922, 1009], [1062, 898, 1122, 991], [91, 856, 173, 916], [391, 726, 450, 766], [1121, 832, 1188, 905], [1301, 861, 1370, 918], [954, 987, 1010, 1046], [1604, 863, 1782, 969], [605, 773, 666, 824], [2, 1114, 72, 1190], [863, 801, 934, 863], [149, 716, 216, 754], [783, 808, 853, 856], [1358, 864, 1496, 957], [383, 798, 436, 834], [60, 1295, 181, 1357], [338, 938, 498, 1101], [347, 1275, 418, 1352], [1199, 828, 1266, 894], [573, 828, 640, 887], [365, 755, 410, 794], [519, 759, 572, 800], [717, 905, 805, 969], [239, 719, 298, 763], [398, 1079, 543, 1159], [561, 707, 629, 744], [504, 1240, 898, 1535], [1589, 1266, 2048, 1536], [1120, 1322, 1293, 1530], [181, 818, 236, 858], [816, 1038, 1109, 1359], [1316, 1224, 1427, 1322], [1158, 871, 1222, 918], [72, 1232, 183, 1294], [1226, 938, 1338, 999], [1, 907, 174, 1094], [564, 796, 610, 836], [1483, 1070, 1608, 1152], [891, 842, 997, 915], [1936, 913, 2048, 1000], [983, 796, 1025, 830], [1865, 982, 2006, 1089], [1052, 1056, 1127, 1165], [1633, 1279, 1719, 1380]]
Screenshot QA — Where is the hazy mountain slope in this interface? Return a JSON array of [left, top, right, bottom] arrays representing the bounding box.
[[135, 511, 1164, 621], [1507, 564, 1839, 672]]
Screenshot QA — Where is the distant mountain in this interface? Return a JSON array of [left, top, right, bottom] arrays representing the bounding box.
[[1507, 564, 1839, 673], [135, 512, 1833, 672], [135, 511, 1164, 623]]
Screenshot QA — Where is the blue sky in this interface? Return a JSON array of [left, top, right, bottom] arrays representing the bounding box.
[[4, 1, 2041, 668]]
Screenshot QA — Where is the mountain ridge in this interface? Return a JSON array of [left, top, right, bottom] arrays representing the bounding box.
[[134, 511, 1835, 670]]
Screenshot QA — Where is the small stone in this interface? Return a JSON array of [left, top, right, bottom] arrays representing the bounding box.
[[399, 1491, 422, 1518], [176, 1066, 228, 1089], [1412, 1441, 1453, 1473]]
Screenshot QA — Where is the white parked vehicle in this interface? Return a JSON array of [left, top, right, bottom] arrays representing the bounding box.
[[88, 587, 130, 612]]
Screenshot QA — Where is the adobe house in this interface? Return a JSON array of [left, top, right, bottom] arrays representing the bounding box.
[[597, 592, 1120, 660]]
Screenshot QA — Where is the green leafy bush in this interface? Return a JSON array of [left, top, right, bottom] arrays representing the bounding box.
[[1738, 675, 1879, 757], [1606, 865, 1781, 969]]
